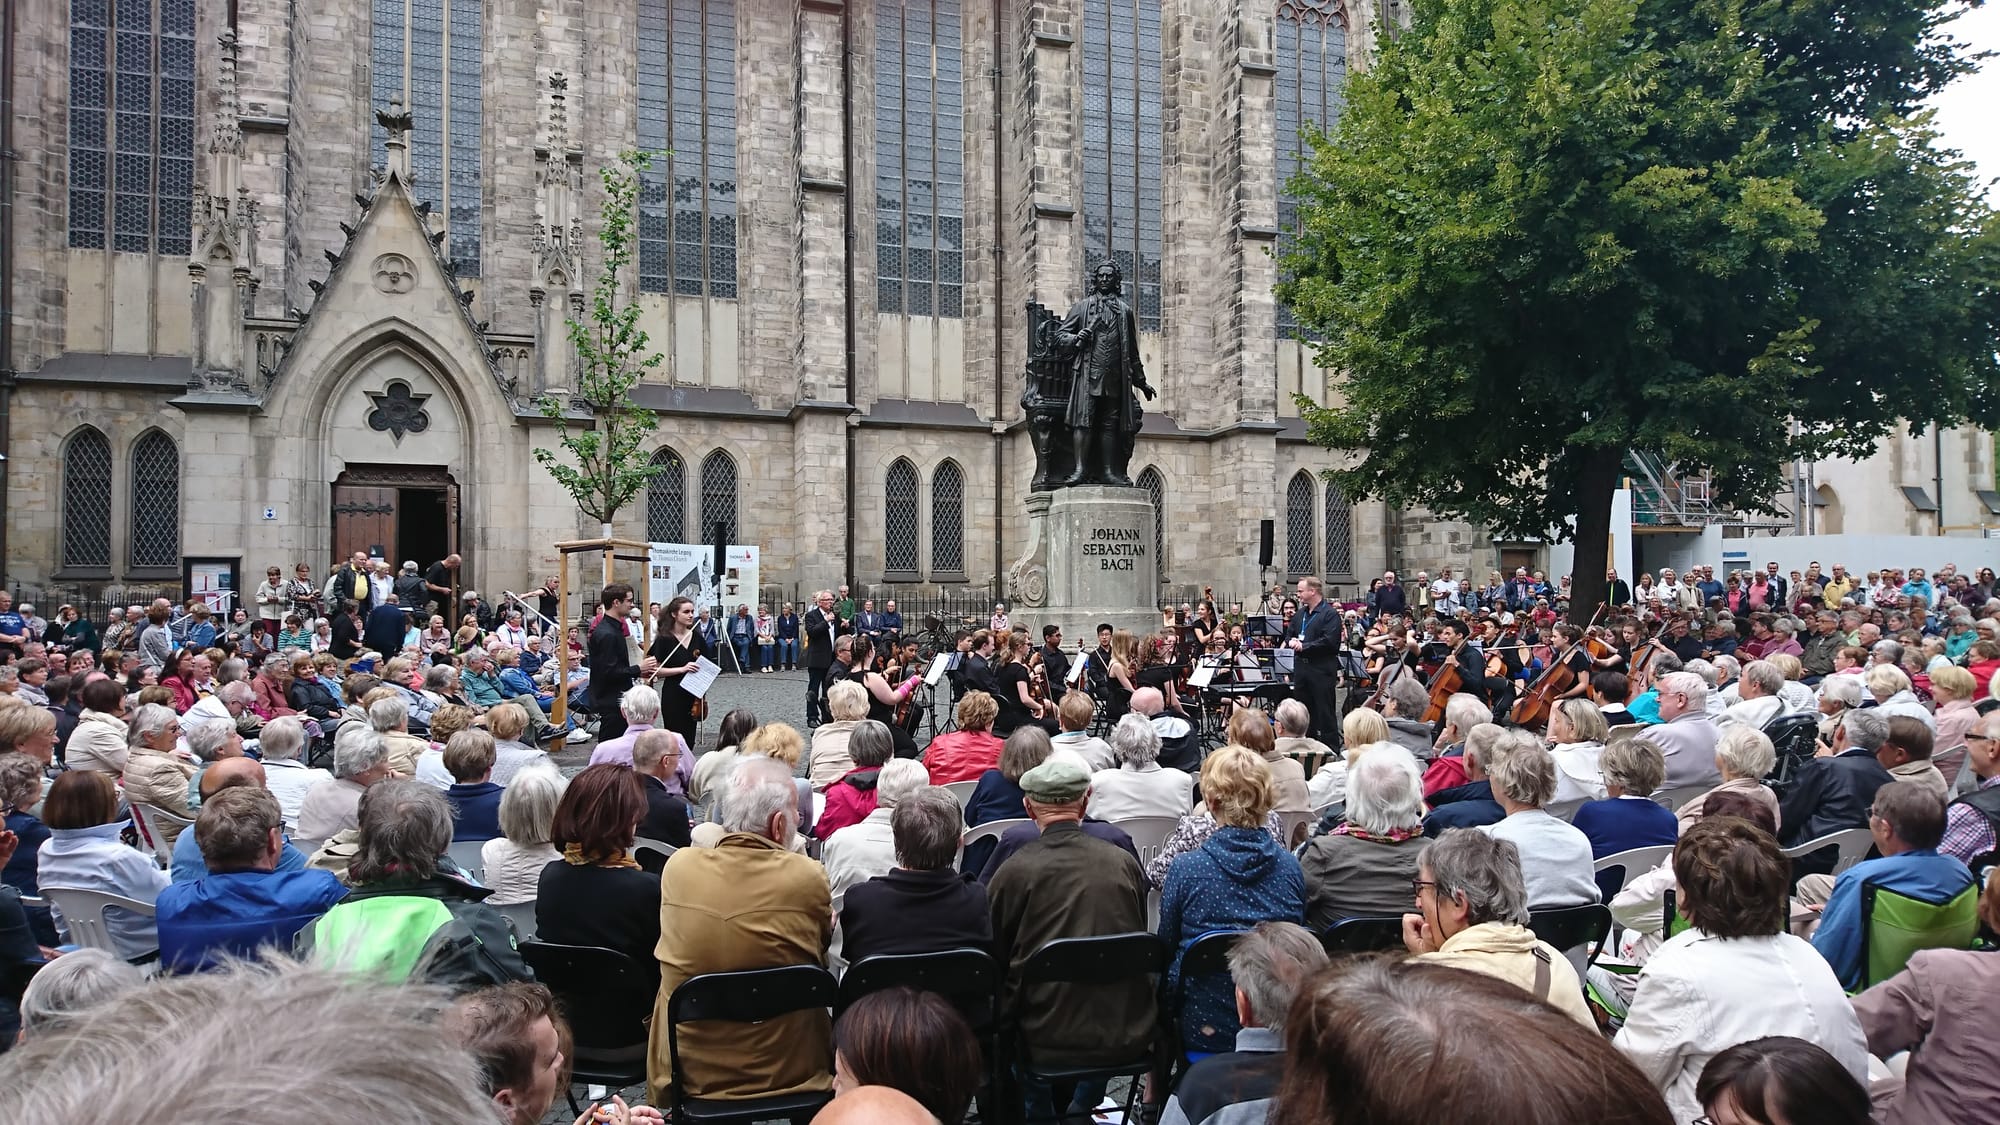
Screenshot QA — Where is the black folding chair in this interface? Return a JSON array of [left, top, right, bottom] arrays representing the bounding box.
[[1762, 713, 1821, 795], [666, 964, 839, 1125], [841, 948, 1003, 1117], [1319, 915, 1407, 956], [519, 941, 655, 1116], [1011, 933, 1171, 1125], [1527, 903, 1614, 968], [1167, 930, 1244, 1085]]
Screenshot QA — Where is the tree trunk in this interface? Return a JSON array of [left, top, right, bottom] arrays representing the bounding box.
[[1566, 447, 1623, 626], [601, 521, 615, 588]]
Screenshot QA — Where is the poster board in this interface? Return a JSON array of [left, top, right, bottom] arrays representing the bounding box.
[[182, 556, 240, 615], [648, 543, 760, 617]]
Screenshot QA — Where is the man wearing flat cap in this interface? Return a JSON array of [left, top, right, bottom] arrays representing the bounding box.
[[988, 757, 1154, 1122]]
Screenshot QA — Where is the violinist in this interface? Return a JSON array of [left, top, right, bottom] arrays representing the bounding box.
[[1039, 624, 1071, 694], [851, 636, 922, 756], [992, 631, 1051, 737]]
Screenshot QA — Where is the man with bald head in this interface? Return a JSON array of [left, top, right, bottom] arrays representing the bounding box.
[[169, 756, 314, 883], [155, 784, 349, 971]]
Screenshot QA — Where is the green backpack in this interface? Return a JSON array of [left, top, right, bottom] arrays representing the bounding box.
[[300, 895, 523, 988]]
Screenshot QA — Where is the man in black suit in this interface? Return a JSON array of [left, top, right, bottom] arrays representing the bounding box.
[[803, 589, 845, 726], [588, 583, 655, 742], [1764, 560, 1789, 608], [959, 629, 1000, 697], [1285, 576, 1344, 745]]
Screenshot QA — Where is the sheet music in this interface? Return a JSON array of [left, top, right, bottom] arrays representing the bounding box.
[[924, 653, 954, 686], [679, 656, 723, 699], [1187, 663, 1217, 689], [1273, 648, 1296, 675], [1066, 653, 1087, 685]]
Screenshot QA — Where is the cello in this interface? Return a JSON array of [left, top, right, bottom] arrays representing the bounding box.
[[1626, 618, 1669, 702], [1421, 636, 1469, 723], [1509, 605, 1608, 729]]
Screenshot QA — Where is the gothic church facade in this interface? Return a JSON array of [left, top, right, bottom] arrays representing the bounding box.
[[5, 0, 1458, 608]]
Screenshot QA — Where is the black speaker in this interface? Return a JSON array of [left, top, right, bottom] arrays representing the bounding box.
[[712, 521, 727, 584], [1258, 520, 1275, 568]]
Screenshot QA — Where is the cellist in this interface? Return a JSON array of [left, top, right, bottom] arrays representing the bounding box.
[[1545, 624, 1596, 701]]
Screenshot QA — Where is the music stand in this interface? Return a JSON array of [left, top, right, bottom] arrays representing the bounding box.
[[1272, 648, 1296, 679]]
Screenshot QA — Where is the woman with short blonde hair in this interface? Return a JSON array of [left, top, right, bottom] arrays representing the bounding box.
[[1929, 664, 1979, 785], [1159, 744, 1305, 1055], [1340, 707, 1389, 750]]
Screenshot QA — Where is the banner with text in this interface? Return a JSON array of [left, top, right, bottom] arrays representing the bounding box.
[[647, 543, 760, 617]]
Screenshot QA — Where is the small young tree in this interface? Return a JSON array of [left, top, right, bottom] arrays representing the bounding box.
[[534, 150, 664, 541]]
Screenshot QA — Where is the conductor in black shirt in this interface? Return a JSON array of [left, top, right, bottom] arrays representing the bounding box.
[[1285, 577, 1344, 745], [588, 584, 656, 742]]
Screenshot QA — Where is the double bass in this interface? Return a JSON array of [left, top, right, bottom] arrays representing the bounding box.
[[1509, 604, 1610, 730]]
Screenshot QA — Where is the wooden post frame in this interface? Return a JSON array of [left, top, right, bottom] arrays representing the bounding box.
[[549, 537, 653, 751]]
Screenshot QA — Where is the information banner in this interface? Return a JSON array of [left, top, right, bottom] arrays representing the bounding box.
[[647, 543, 760, 616]]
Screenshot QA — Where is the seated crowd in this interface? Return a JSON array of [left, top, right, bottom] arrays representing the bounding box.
[[0, 555, 1997, 1125]]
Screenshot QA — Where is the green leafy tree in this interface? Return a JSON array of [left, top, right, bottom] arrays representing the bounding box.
[[1281, 0, 2000, 619], [534, 151, 665, 538]]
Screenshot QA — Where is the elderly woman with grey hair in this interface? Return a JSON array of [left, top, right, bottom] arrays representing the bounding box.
[[1676, 724, 1780, 832], [478, 765, 567, 906], [255, 715, 329, 829], [119, 702, 199, 828], [1300, 742, 1428, 928], [1546, 697, 1610, 808], [1570, 738, 1679, 861], [823, 757, 932, 917], [1400, 828, 1595, 1027], [816, 719, 900, 840], [293, 726, 394, 858], [1085, 712, 1194, 823], [14, 946, 146, 1040], [298, 780, 530, 982], [1816, 672, 1864, 738]]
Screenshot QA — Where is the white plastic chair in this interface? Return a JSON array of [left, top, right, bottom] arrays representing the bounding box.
[[631, 837, 678, 866], [1781, 827, 1876, 875], [446, 840, 488, 884], [1594, 845, 1675, 892], [943, 780, 979, 810], [129, 804, 193, 868], [1650, 785, 1711, 812], [1110, 816, 1182, 870], [41, 887, 158, 961], [963, 818, 1032, 849]]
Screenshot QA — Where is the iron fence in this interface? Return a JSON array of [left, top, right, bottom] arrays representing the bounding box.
[[7, 584, 182, 628]]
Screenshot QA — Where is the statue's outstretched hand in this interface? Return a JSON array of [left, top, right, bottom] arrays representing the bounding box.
[[1137, 381, 1157, 401]]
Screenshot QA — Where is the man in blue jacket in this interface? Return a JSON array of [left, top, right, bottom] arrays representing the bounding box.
[[157, 786, 348, 972], [1806, 780, 1973, 990]]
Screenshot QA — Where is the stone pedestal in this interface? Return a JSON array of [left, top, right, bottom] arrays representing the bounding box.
[[1007, 485, 1159, 637]]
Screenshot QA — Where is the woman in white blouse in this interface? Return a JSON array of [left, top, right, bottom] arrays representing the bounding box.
[[37, 770, 170, 959], [1085, 713, 1193, 823], [1546, 698, 1609, 808], [478, 767, 566, 906]]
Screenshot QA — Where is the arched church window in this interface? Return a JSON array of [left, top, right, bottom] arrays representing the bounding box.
[[636, 0, 737, 298], [875, 0, 964, 318], [68, 0, 196, 254], [1287, 471, 1317, 578], [370, 0, 483, 275], [931, 460, 965, 575], [699, 450, 738, 547], [646, 447, 686, 543], [884, 459, 920, 576], [1275, 0, 1347, 336], [62, 428, 113, 570], [129, 429, 180, 569], [1137, 465, 1167, 586], [1080, 0, 1163, 331], [1324, 479, 1354, 580]]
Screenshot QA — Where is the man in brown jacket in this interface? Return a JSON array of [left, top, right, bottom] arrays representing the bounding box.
[[989, 757, 1153, 1122], [646, 755, 833, 1105]]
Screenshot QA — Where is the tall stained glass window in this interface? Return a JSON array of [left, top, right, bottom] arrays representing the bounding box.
[[699, 450, 739, 547], [930, 460, 964, 574], [1137, 465, 1166, 585], [129, 430, 180, 569], [876, 0, 964, 317], [646, 447, 686, 543], [1275, 0, 1346, 334], [637, 0, 738, 297], [1080, 0, 1162, 331], [371, 0, 483, 275], [68, 0, 195, 254], [62, 428, 113, 570], [1286, 471, 1316, 577], [1324, 480, 1354, 579], [884, 459, 920, 575]]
